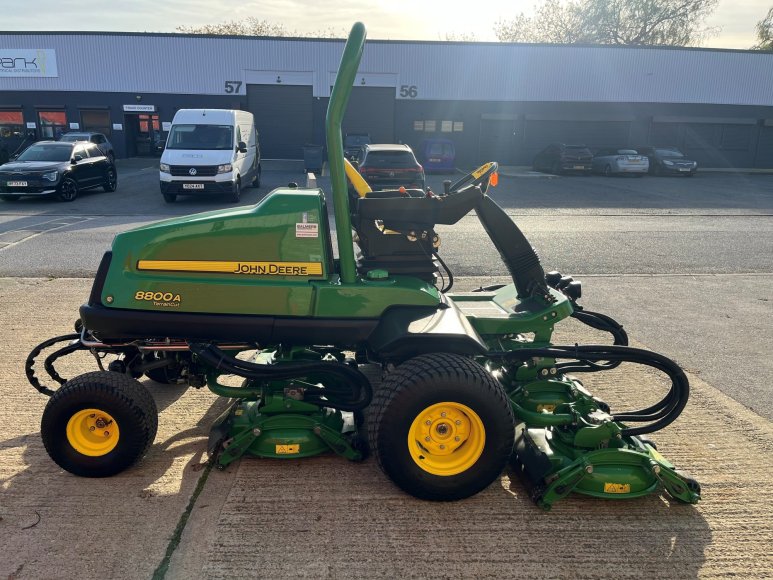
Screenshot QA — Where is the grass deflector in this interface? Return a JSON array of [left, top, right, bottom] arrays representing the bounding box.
[[27, 22, 700, 510]]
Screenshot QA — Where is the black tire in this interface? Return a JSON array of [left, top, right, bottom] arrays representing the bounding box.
[[252, 164, 261, 188], [0, 194, 20, 201], [163, 193, 177, 203], [58, 177, 78, 202], [41, 371, 158, 477], [603, 165, 612, 177], [102, 167, 118, 192], [368, 353, 514, 501], [229, 178, 241, 203], [551, 161, 562, 176]]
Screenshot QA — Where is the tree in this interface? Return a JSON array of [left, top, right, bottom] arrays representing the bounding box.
[[752, 7, 773, 50], [175, 18, 343, 38], [494, 0, 720, 46]]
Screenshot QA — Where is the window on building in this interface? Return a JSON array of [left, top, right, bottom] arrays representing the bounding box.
[[80, 110, 111, 136], [413, 121, 424, 131], [720, 125, 751, 151], [38, 111, 67, 139], [441, 120, 453, 132], [453, 121, 464, 132], [424, 120, 436, 132], [0, 110, 24, 140]]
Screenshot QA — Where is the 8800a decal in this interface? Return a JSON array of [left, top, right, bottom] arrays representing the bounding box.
[[134, 290, 182, 307]]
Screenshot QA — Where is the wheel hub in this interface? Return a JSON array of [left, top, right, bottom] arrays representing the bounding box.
[[408, 402, 485, 476], [66, 408, 120, 456]]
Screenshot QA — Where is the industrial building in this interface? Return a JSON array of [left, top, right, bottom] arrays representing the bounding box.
[[2, 31, 773, 167]]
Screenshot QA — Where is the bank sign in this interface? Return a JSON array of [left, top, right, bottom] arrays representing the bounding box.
[[0, 49, 58, 77]]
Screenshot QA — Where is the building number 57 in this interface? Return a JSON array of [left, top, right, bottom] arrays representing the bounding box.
[[224, 81, 243, 94]]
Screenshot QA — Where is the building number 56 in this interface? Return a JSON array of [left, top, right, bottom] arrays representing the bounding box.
[[399, 85, 418, 98]]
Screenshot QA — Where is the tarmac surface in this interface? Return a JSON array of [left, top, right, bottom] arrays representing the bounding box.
[[1, 278, 772, 579]]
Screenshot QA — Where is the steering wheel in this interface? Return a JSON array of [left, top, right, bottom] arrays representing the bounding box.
[[447, 161, 499, 194]]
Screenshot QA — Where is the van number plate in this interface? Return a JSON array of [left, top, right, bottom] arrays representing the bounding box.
[[182, 183, 205, 189], [7, 181, 27, 187]]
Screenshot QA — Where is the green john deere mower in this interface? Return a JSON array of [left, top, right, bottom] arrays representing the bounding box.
[[27, 22, 700, 510]]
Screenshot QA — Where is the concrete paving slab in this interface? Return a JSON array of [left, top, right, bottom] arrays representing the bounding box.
[[1, 278, 771, 579], [0, 278, 224, 579]]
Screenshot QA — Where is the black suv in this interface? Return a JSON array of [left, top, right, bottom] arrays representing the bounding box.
[[0, 141, 117, 202], [533, 143, 593, 175], [355, 144, 425, 191]]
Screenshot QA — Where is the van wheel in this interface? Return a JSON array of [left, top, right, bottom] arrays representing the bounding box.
[[163, 193, 177, 203], [229, 178, 241, 203], [253, 165, 261, 188]]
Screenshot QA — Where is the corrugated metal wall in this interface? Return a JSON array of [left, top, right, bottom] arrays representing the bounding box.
[[2, 32, 773, 106]]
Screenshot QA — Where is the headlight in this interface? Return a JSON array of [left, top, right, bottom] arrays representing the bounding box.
[[662, 160, 674, 166], [42, 170, 58, 181], [217, 163, 233, 174], [159, 163, 170, 173], [692, 161, 698, 167]]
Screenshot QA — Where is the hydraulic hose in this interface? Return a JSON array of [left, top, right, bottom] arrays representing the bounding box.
[[25, 333, 84, 396], [189, 342, 372, 411], [489, 344, 690, 436], [557, 309, 628, 372]]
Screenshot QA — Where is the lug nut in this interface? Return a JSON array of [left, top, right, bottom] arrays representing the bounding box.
[[104, 431, 110, 437], [425, 436, 431, 442], [89, 426, 95, 431], [585, 465, 593, 473], [439, 445, 445, 450], [454, 436, 460, 442], [425, 420, 432, 426], [455, 420, 461, 425], [440, 412, 447, 418], [252, 428, 262, 436]]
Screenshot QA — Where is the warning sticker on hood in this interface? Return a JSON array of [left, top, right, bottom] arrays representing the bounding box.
[[296, 223, 319, 238]]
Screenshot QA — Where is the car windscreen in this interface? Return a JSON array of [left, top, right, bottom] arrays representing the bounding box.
[[345, 135, 370, 147], [16, 144, 73, 162], [363, 151, 416, 168], [59, 134, 88, 142], [166, 124, 234, 151], [619, 149, 638, 155], [655, 148, 684, 157]]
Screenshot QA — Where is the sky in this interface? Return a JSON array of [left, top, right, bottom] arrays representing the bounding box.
[[0, 0, 769, 49]]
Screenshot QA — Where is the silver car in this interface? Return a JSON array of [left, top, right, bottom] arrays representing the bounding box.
[[59, 132, 114, 162], [592, 148, 649, 176]]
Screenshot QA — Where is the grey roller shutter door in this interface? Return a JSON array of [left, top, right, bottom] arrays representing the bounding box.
[[247, 84, 313, 159], [341, 87, 395, 143], [525, 120, 631, 157]]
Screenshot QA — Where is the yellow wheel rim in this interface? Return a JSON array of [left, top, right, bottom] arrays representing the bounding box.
[[66, 408, 120, 456], [408, 402, 485, 476]]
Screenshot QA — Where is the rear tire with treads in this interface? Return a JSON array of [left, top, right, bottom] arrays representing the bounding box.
[[41, 371, 158, 477], [368, 353, 514, 501]]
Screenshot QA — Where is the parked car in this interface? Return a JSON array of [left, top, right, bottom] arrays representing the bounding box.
[[0, 141, 117, 202], [344, 133, 371, 160], [159, 109, 261, 203], [533, 143, 593, 175], [419, 138, 456, 173], [59, 132, 115, 162], [637, 146, 698, 176], [592, 148, 649, 176], [354, 144, 425, 191]]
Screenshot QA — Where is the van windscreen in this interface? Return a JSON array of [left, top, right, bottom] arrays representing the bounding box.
[[167, 124, 233, 150]]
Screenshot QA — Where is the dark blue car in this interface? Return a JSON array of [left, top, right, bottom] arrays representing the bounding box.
[[420, 139, 456, 173]]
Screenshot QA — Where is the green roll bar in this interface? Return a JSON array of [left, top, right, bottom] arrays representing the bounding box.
[[325, 22, 366, 285]]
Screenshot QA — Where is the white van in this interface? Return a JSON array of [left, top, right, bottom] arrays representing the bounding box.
[[159, 109, 260, 203]]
